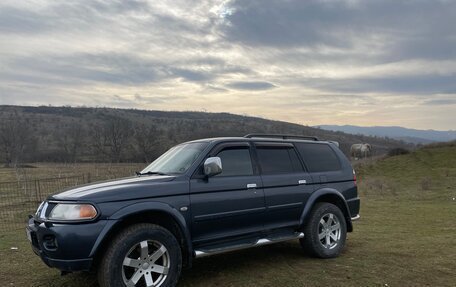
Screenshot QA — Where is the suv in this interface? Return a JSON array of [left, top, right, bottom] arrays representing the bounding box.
[[27, 134, 360, 287]]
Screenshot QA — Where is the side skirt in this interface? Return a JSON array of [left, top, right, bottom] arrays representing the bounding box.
[[194, 232, 304, 258]]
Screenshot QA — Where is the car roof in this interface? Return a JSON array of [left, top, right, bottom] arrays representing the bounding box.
[[185, 137, 332, 145]]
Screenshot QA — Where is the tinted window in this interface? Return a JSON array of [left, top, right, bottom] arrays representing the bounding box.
[[216, 147, 253, 177], [295, 143, 341, 172], [256, 146, 304, 174]]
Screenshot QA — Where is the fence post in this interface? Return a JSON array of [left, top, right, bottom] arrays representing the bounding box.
[[35, 179, 42, 202]]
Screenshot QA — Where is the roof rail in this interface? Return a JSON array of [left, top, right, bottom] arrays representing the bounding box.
[[244, 134, 319, 141]]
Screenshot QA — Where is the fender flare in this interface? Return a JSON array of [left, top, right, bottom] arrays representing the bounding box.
[[89, 201, 193, 266], [299, 188, 353, 232]]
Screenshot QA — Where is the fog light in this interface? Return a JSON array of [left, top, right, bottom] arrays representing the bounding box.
[[43, 235, 58, 250]]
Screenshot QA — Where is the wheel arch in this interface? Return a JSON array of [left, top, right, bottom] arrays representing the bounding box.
[[90, 202, 193, 269], [300, 188, 353, 232]]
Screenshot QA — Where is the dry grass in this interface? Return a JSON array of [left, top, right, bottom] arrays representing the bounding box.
[[0, 145, 455, 286], [1, 198, 454, 287], [0, 162, 145, 183]]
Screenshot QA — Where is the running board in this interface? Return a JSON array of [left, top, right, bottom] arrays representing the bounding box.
[[194, 232, 304, 258]]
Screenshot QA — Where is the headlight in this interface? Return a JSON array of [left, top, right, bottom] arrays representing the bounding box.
[[49, 204, 98, 221]]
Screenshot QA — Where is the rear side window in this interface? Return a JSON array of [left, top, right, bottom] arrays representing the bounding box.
[[216, 147, 254, 177], [295, 143, 341, 172], [256, 146, 304, 174]]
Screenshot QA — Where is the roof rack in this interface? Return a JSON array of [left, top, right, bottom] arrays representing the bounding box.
[[244, 134, 319, 141]]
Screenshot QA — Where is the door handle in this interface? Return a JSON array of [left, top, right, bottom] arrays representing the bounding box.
[[298, 180, 307, 185], [247, 183, 257, 189]]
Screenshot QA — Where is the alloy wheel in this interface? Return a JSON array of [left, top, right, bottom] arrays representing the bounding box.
[[318, 213, 341, 249], [122, 240, 170, 287]]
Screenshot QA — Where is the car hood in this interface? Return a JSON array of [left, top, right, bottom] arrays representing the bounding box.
[[50, 175, 185, 202]]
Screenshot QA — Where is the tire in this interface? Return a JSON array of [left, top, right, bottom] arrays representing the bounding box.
[[300, 202, 347, 258], [98, 223, 182, 287]]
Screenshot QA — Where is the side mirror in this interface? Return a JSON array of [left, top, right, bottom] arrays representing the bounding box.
[[204, 157, 222, 177]]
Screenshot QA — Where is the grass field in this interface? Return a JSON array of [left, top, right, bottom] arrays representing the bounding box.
[[0, 146, 455, 286], [0, 162, 145, 183]]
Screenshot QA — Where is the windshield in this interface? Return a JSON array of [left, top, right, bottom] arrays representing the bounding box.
[[140, 142, 208, 175]]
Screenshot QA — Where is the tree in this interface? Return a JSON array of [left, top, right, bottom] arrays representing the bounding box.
[[133, 124, 160, 163], [55, 123, 84, 163], [90, 117, 132, 163], [0, 113, 31, 167]]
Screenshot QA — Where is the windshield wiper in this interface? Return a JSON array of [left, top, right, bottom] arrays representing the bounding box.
[[136, 171, 170, 176]]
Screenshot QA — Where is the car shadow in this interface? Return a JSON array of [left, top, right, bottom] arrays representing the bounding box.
[[179, 241, 308, 285]]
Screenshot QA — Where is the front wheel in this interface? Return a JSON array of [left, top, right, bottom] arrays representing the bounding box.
[[300, 202, 347, 258], [98, 224, 182, 287]]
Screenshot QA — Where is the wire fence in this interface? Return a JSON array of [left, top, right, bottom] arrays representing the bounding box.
[[0, 174, 93, 231], [0, 164, 145, 232]]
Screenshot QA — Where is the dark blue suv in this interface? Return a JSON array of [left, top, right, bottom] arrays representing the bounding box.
[[27, 134, 360, 287]]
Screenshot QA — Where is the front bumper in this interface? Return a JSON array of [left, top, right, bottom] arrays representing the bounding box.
[[37, 254, 93, 272], [27, 217, 108, 272]]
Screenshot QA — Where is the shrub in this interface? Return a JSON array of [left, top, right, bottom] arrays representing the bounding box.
[[422, 141, 456, 149], [387, 148, 410, 157]]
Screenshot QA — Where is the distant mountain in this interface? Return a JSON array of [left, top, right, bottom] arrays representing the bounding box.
[[316, 125, 456, 144]]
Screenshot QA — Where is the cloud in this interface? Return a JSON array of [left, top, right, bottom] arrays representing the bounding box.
[[0, 0, 455, 129], [226, 81, 276, 90], [2, 51, 252, 86], [169, 68, 213, 82], [0, 6, 51, 34], [221, 0, 456, 61], [423, 98, 456, 106], [2, 53, 161, 86], [297, 75, 456, 95]]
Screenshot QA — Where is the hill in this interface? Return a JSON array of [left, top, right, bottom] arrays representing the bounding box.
[[316, 125, 456, 144], [0, 105, 411, 164], [355, 141, 456, 200]]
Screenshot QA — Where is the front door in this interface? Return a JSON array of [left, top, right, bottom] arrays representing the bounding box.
[[190, 142, 265, 247]]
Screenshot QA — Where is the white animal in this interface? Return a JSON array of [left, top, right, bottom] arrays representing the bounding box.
[[350, 143, 372, 159]]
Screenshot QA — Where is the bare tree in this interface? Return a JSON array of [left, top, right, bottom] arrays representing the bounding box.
[[134, 124, 160, 163], [56, 123, 84, 163], [0, 113, 31, 167], [90, 117, 132, 163], [107, 117, 132, 163], [91, 124, 110, 162]]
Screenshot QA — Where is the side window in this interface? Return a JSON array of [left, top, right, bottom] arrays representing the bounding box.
[[256, 146, 304, 174], [216, 147, 254, 177], [295, 143, 341, 172]]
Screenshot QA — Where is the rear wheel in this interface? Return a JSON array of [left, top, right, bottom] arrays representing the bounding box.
[[98, 224, 182, 287], [300, 202, 347, 258]]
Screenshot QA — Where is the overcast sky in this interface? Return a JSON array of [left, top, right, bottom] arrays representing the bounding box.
[[0, 0, 455, 130]]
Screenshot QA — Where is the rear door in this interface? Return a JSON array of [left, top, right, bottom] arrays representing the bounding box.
[[190, 142, 265, 246], [294, 142, 359, 215], [254, 142, 314, 230]]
